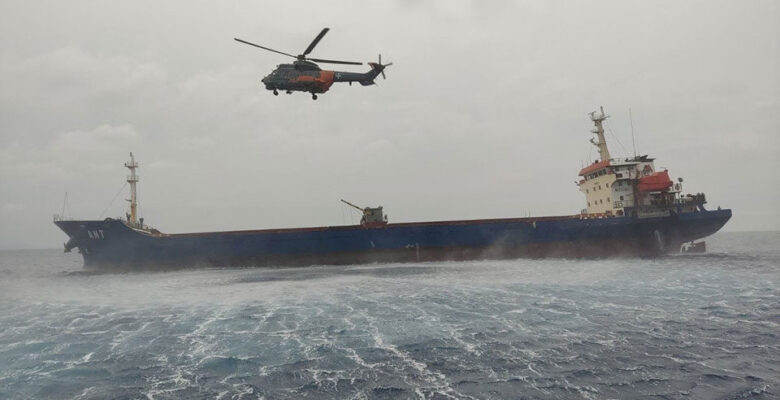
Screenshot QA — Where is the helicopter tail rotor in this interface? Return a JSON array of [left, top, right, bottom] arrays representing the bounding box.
[[368, 54, 392, 80]]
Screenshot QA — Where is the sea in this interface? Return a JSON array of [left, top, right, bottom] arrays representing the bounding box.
[[0, 231, 778, 399]]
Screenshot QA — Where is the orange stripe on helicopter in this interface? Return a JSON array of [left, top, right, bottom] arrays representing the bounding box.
[[291, 71, 335, 93]]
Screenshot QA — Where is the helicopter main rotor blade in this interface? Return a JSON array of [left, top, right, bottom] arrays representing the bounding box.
[[234, 38, 297, 59], [302, 27, 330, 56], [307, 58, 363, 65]]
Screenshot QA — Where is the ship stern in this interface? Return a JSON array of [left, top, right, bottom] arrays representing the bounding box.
[[667, 208, 732, 251]]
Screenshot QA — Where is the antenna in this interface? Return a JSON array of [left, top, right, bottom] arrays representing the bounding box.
[[629, 107, 637, 158]]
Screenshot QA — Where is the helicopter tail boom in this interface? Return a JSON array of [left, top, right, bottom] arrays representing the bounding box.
[[332, 55, 391, 86]]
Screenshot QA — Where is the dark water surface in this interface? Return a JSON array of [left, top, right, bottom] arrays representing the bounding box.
[[1, 232, 778, 399]]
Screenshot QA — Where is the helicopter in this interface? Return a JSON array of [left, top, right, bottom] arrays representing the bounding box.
[[234, 28, 391, 100]]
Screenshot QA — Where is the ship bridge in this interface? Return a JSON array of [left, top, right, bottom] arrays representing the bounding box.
[[577, 109, 683, 218]]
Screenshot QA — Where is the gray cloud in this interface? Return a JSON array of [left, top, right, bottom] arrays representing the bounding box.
[[1, 0, 778, 249]]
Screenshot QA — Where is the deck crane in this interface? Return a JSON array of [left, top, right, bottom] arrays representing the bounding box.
[[340, 199, 388, 226]]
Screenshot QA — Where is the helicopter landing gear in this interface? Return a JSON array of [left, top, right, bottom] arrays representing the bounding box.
[[311, 93, 318, 100], [273, 89, 279, 96], [286, 90, 292, 94]]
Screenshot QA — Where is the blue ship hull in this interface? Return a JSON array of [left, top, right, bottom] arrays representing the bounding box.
[[55, 209, 731, 269]]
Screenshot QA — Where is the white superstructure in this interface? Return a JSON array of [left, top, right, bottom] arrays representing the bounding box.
[[576, 107, 691, 218]]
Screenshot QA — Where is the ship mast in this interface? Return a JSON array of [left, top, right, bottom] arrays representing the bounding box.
[[125, 152, 139, 225], [589, 106, 611, 162]]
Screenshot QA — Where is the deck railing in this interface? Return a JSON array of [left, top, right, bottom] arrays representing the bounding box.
[[53, 214, 70, 222]]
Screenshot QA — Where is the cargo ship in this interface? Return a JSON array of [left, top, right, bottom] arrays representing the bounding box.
[[54, 108, 731, 269]]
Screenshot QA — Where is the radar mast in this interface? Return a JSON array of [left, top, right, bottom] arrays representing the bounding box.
[[589, 106, 611, 162]]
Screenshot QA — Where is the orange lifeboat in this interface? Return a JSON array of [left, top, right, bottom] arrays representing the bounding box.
[[638, 170, 673, 192]]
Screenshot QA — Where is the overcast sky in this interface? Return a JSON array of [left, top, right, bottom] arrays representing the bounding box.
[[1, 0, 778, 249]]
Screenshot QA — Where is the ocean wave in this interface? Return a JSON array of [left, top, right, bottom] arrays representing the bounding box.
[[1, 234, 779, 399]]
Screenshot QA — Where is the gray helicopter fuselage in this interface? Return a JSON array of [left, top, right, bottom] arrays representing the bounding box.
[[261, 61, 381, 94]]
